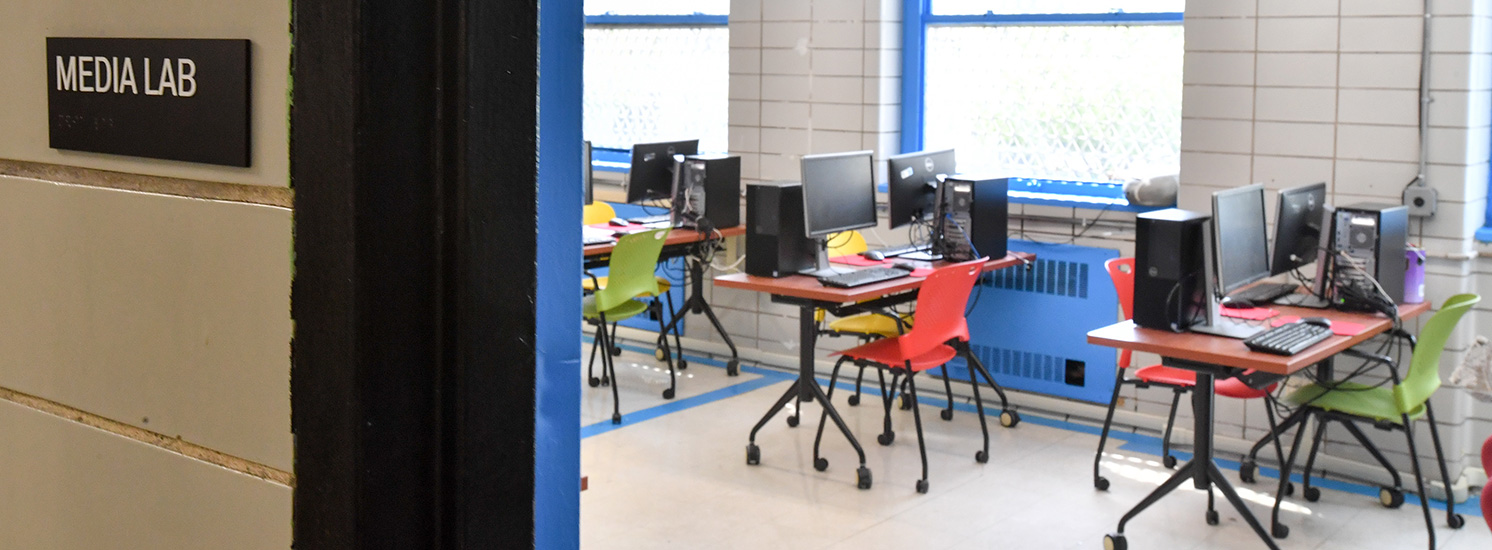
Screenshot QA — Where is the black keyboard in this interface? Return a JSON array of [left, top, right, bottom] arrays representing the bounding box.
[[1230, 282, 1300, 304], [818, 267, 912, 288], [1243, 322, 1333, 356], [626, 214, 672, 225], [867, 243, 931, 258]]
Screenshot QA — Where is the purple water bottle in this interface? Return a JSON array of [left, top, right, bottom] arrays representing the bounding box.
[[1404, 247, 1426, 303]]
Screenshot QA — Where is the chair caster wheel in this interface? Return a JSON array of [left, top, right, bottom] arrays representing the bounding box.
[[1303, 486, 1320, 502], [847, 394, 860, 406], [588, 377, 601, 388], [999, 410, 1020, 428], [899, 394, 913, 410], [655, 347, 667, 360], [1095, 476, 1110, 491], [1205, 510, 1219, 525], [915, 480, 929, 494], [1103, 533, 1127, 550], [1271, 523, 1289, 539], [677, 359, 687, 370], [600, 376, 610, 387], [1239, 460, 1256, 483], [814, 458, 828, 472], [745, 444, 760, 465], [940, 409, 953, 421], [726, 359, 740, 376], [1379, 486, 1404, 508], [975, 450, 988, 463], [786, 415, 799, 427], [1163, 455, 1177, 469], [856, 466, 872, 489], [877, 432, 895, 446], [1448, 513, 1465, 529], [611, 346, 622, 356], [662, 388, 675, 400], [611, 413, 622, 425]]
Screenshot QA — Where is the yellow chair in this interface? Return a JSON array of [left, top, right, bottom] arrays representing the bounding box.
[[581, 201, 682, 365], [583, 202, 616, 225]]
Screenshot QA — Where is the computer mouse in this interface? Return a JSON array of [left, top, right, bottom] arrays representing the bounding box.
[[608, 217, 628, 227], [1300, 317, 1332, 328], [890, 262, 917, 272], [862, 250, 885, 261], [1220, 297, 1255, 309]]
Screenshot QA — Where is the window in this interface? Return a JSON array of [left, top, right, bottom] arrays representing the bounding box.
[[584, 2, 729, 167], [903, 1, 1184, 183]]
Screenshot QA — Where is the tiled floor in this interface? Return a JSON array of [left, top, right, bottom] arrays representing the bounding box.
[[580, 343, 1492, 549]]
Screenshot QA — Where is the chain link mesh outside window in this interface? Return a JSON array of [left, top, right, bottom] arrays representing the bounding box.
[[932, 0, 1183, 15], [585, 1, 727, 16]]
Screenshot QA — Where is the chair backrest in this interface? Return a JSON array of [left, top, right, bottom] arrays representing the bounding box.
[[827, 231, 868, 257], [1104, 257, 1136, 369], [583, 202, 617, 225], [1395, 293, 1480, 413], [897, 259, 986, 359], [596, 228, 670, 312]]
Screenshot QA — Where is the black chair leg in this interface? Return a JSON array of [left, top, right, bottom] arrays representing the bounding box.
[[1401, 415, 1437, 550], [653, 300, 677, 400], [1262, 399, 1290, 495], [939, 364, 955, 421], [849, 363, 867, 406], [1093, 368, 1127, 491], [598, 314, 622, 424], [906, 371, 930, 493], [1272, 412, 1311, 538], [1300, 419, 1328, 499], [965, 355, 990, 463], [1422, 401, 1463, 528], [586, 320, 602, 384], [877, 370, 899, 445], [1161, 388, 1183, 469], [1339, 419, 1404, 491], [664, 291, 684, 369], [812, 357, 852, 470]]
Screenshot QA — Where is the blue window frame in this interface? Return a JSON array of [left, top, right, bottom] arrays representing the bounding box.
[[1480, 120, 1492, 241], [902, 1, 1183, 185], [584, 5, 728, 172]]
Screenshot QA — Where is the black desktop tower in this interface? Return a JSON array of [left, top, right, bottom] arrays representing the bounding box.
[[1330, 203, 1408, 308], [934, 176, 1008, 262], [745, 181, 814, 277], [671, 154, 741, 230], [1134, 208, 1211, 332]]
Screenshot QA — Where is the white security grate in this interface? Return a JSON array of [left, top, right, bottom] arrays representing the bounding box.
[[583, 27, 728, 153]]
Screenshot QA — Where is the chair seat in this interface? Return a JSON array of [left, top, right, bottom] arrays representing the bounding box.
[[582, 294, 649, 321], [582, 276, 670, 294], [828, 313, 913, 339], [835, 336, 957, 373], [1133, 365, 1273, 399], [1287, 382, 1425, 424]]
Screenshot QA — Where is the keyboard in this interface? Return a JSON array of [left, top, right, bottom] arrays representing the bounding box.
[[1243, 321, 1333, 356], [581, 227, 616, 246], [1230, 282, 1300, 304], [818, 267, 912, 288], [867, 243, 931, 258], [626, 214, 672, 225]]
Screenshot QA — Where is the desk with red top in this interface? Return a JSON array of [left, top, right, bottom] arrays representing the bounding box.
[[1086, 301, 1431, 549], [714, 251, 1035, 488]]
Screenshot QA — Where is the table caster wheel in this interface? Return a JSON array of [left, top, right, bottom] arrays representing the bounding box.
[[847, 394, 860, 406], [655, 347, 667, 360], [1271, 523, 1289, 539], [877, 432, 895, 446], [975, 450, 988, 463], [611, 413, 622, 425], [588, 377, 601, 388], [611, 346, 622, 356], [1379, 486, 1404, 508], [1103, 533, 1127, 550], [1163, 455, 1177, 469], [1303, 486, 1320, 502], [915, 479, 928, 494], [1095, 476, 1110, 491], [999, 410, 1020, 428], [600, 376, 610, 387], [677, 359, 687, 370], [1239, 460, 1256, 483], [662, 388, 675, 400], [814, 457, 828, 472], [745, 444, 760, 465], [726, 359, 740, 376], [1205, 510, 1219, 525], [786, 415, 799, 427], [1449, 513, 1465, 529], [940, 409, 953, 421], [856, 466, 872, 489]]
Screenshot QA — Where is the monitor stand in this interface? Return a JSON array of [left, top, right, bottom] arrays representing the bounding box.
[[1187, 226, 1266, 340], [798, 238, 847, 278]]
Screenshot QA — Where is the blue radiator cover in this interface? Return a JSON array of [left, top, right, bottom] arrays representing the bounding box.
[[941, 239, 1119, 404]]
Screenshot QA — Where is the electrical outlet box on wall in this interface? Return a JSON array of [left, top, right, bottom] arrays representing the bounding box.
[[1403, 186, 1438, 217]]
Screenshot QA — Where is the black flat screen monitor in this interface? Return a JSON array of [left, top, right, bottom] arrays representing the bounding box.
[[1270, 182, 1327, 275], [800, 150, 879, 239], [626, 139, 698, 203], [582, 140, 594, 205], [1211, 183, 1271, 295], [887, 148, 954, 229]]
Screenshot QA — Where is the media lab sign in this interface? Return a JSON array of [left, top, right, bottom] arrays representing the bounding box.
[[46, 38, 251, 167]]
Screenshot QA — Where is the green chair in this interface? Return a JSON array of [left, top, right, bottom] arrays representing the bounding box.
[[584, 228, 675, 424], [1269, 294, 1479, 547]]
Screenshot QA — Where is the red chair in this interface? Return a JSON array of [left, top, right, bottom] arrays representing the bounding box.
[[1482, 434, 1491, 530], [812, 259, 1019, 494], [1092, 258, 1286, 521]]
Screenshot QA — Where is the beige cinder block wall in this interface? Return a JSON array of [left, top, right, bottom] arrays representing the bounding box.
[[0, 0, 293, 548]]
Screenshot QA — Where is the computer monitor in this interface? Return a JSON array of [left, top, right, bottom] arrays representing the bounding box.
[[1211, 183, 1271, 295], [1270, 182, 1327, 275], [887, 149, 954, 229], [625, 139, 698, 204], [799, 150, 878, 274], [582, 140, 594, 205]]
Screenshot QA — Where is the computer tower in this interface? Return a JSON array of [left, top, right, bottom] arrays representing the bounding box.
[[1134, 208, 1211, 332], [671, 154, 741, 230], [933, 176, 1008, 262], [745, 181, 814, 277], [1330, 203, 1408, 308]]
